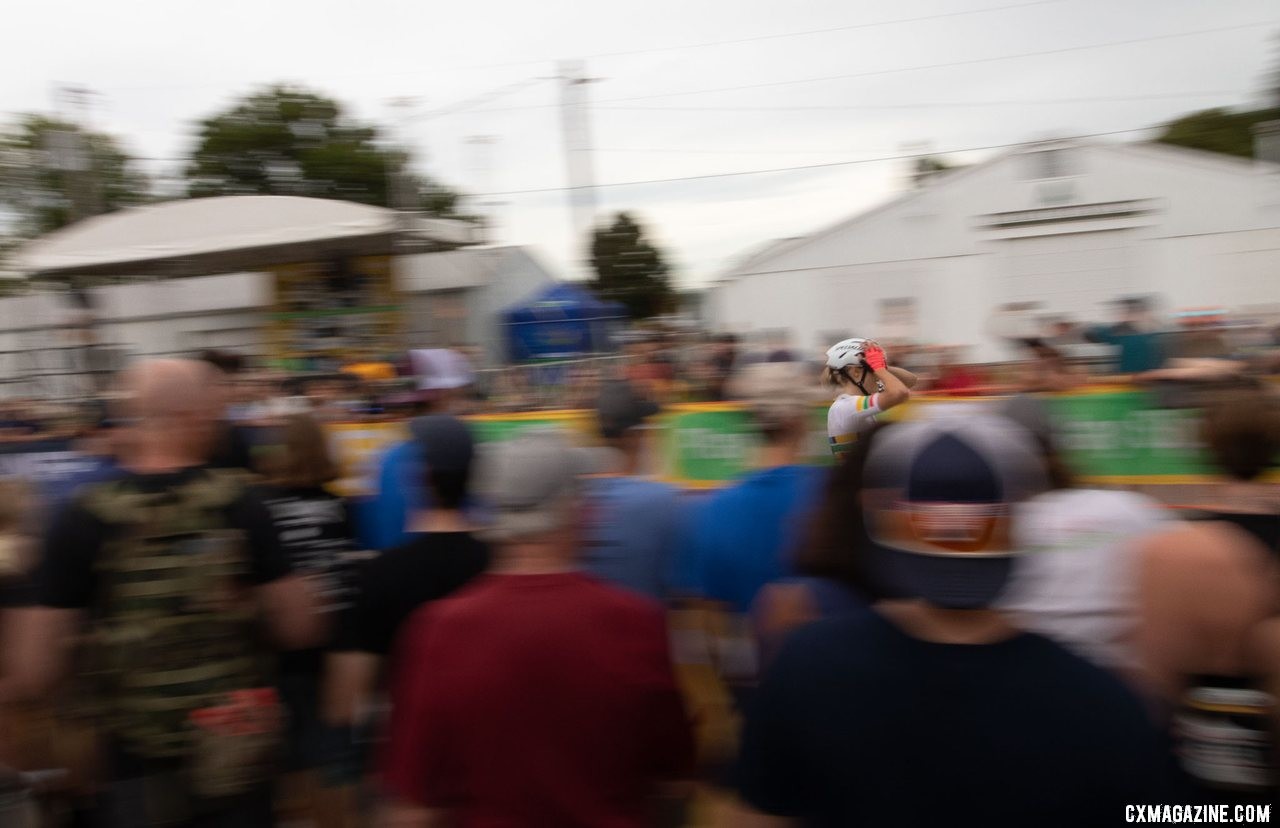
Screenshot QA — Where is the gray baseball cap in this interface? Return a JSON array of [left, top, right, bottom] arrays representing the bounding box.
[[730, 361, 824, 430], [473, 427, 612, 542]]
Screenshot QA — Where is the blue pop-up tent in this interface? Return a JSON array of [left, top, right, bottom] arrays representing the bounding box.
[[502, 282, 627, 361]]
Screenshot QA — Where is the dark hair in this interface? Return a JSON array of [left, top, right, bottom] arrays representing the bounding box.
[[792, 425, 884, 599], [426, 468, 470, 511], [1201, 391, 1280, 482], [199, 349, 246, 376], [272, 414, 339, 488], [998, 395, 1075, 490], [758, 423, 787, 444], [1036, 437, 1075, 491]]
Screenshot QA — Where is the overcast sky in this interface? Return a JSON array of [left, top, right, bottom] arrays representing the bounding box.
[[1, 0, 1275, 286]]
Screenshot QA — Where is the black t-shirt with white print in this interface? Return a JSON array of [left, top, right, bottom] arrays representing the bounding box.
[[260, 484, 363, 674]]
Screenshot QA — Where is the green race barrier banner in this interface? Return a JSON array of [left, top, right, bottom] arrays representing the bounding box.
[[1046, 390, 1213, 480], [325, 389, 1277, 496], [659, 404, 832, 489], [658, 390, 1278, 486], [466, 410, 592, 444]]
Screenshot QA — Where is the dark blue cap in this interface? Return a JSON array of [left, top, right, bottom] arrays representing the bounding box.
[[863, 415, 1046, 609], [410, 414, 475, 474]]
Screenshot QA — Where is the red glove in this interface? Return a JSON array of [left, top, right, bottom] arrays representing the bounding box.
[[862, 345, 888, 372]]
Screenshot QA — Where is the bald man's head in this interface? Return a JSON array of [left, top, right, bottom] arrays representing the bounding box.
[[113, 359, 224, 469], [120, 359, 217, 422]]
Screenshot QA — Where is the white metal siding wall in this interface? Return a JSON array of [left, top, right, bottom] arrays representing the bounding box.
[[719, 269, 823, 352], [1225, 229, 1280, 310], [824, 265, 926, 343], [995, 230, 1140, 319], [717, 258, 988, 358], [715, 145, 1280, 361], [405, 290, 470, 349]]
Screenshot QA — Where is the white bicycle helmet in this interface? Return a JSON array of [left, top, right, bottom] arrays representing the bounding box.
[[826, 337, 884, 394], [826, 337, 884, 370]]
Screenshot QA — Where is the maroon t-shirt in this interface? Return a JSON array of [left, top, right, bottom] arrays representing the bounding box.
[[380, 571, 694, 827]]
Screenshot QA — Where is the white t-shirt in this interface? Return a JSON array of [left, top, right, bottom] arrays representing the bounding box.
[[999, 488, 1168, 673], [826, 393, 881, 456]]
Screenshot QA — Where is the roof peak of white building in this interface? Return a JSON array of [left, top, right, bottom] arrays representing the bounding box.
[[717, 139, 1277, 281]]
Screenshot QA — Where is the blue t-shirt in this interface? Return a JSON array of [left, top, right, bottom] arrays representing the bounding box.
[[580, 476, 685, 602], [362, 439, 489, 551], [4, 445, 121, 516], [366, 441, 427, 551], [47, 456, 121, 509], [677, 464, 825, 613], [736, 610, 1171, 826]]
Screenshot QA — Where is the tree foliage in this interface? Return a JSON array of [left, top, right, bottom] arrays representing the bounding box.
[[1155, 107, 1280, 159], [589, 212, 674, 320], [0, 115, 149, 237], [185, 85, 466, 216]]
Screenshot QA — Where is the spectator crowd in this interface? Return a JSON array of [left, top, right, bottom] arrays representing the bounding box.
[[0, 307, 1278, 826]]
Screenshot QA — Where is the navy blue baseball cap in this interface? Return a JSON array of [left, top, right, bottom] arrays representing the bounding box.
[[595, 381, 659, 440], [410, 414, 475, 474], [862, 416, 1047, 609]]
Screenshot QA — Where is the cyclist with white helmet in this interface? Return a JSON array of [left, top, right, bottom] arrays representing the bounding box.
[[823, 337, 915, 457]]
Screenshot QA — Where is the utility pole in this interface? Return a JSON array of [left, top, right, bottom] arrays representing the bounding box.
[[465, 134, 502, 243], [51, 85, 102, 221], [386, 96, 423, 215], [385, 97, 427, 356], [558, 60, 600, 278], [45, 84, 106, 396]]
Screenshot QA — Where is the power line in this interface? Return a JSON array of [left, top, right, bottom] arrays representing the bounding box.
[[475, 127, 1154, 196], [411, 78, 550, 121], [129, 87, 1209, 164], [100, 0, 1070, 91], [110, 106, 1191, 165], [77, 15, 1270, 139], [427, 21, 1267, 118], [118, 85, 1235, 168], [595, 147, 907, 157], [593, 20, 1274, 104], [563, 0, 1070, 63], [120, 79, 550, 166], [592, 90, 1238, 114]]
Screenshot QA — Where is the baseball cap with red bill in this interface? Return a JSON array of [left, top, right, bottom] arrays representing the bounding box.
[[862, 416, 1047, 609]]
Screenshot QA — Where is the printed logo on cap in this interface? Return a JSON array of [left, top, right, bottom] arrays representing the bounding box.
[[876, 500, 1012, 556]]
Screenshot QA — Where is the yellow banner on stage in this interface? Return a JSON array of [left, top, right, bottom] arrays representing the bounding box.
[[268, 255, 401, 368]]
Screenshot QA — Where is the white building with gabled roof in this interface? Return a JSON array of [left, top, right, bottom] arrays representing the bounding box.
[[708, 140, 1280, 361], [0, 196, 557, 398]]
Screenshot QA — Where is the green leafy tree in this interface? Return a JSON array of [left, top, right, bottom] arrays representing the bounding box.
[[0, 115, 149, 237], [1156, 34, 1280, 157], [589, 212, 674, 320], [1155, 107, 1280, 159], [185, 85, 467, 216]]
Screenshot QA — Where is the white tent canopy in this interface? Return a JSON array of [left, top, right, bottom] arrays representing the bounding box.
[[11, 195, 476, 279]]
